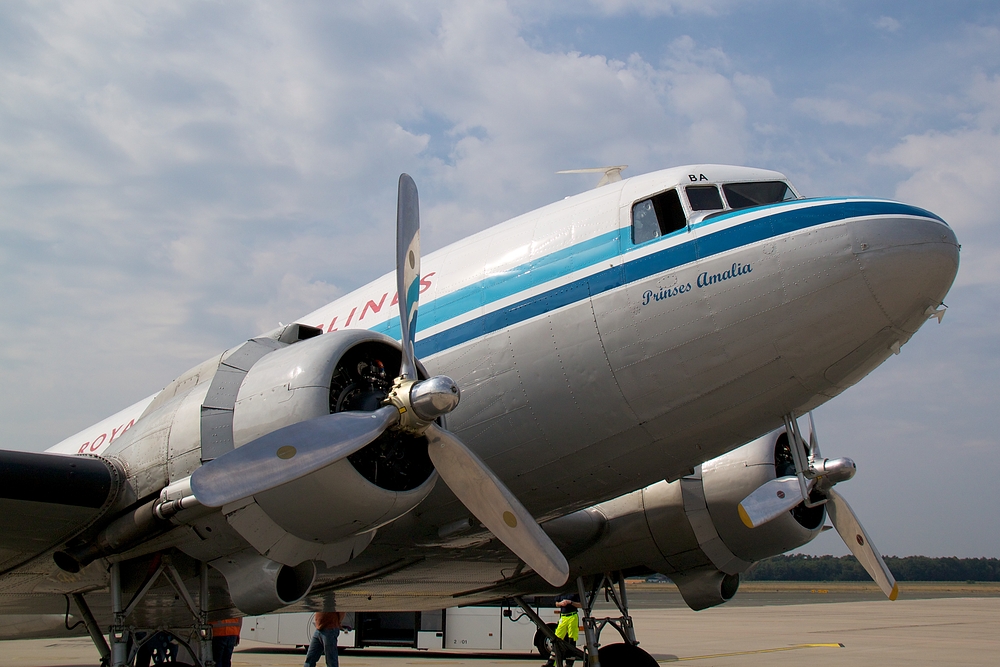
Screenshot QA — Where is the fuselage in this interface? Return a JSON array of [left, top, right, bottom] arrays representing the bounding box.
[[48, 164, 959, 530]]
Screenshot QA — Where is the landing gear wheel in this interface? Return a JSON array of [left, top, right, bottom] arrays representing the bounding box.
[[597, 643, 658, 667], [533, 623, 559, 659]]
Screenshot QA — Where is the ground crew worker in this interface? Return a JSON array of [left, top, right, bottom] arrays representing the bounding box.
[[544, 592, 581, 667], [210, 617, 242, 667], [304, 611, 345, 667]]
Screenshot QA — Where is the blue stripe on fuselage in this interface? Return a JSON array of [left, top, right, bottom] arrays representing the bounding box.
[[369, 200, 943, 356]]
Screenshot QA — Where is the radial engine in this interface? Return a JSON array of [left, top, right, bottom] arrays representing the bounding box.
[[546, 429, 825, 610], [56, 328, 441, 613]]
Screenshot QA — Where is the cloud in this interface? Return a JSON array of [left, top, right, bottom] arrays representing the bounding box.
[[874, 15, 901, 33], [871, 74, 1000, 286], [793, 97, 881, 127], [0, 1, 772, 448], [586, 0, 730, 16], [511, 0, 733, 19]]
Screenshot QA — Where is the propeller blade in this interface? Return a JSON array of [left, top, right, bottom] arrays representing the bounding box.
[[738, 476, 808, 528], [808, 411, 821, 460], [424, 423, 570, 587], [191, 406, 399, 507], [396, 173, 421, 380], [826, 487, 899, 600]]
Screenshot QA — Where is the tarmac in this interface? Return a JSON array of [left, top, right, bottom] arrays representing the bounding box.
[[2, 585, 999, 666]]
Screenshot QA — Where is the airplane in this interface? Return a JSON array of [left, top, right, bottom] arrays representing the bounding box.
[[0, 163, 959, 667]]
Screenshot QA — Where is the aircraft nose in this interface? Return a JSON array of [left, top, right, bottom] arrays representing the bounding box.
[[851, 210, 959, 334]]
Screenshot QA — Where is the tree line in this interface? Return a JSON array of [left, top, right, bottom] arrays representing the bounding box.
[[742, 554, 1000, 582]]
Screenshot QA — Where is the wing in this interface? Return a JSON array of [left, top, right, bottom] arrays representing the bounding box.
[[0, 450, 123, 575]]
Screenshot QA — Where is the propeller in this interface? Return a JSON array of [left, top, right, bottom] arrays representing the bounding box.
[[190, 406, 400, 508], [737, 414, 898, 600], [191, 174, 569, 587]]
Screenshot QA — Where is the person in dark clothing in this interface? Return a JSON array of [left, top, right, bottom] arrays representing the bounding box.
[[210, 617, 242, 667]]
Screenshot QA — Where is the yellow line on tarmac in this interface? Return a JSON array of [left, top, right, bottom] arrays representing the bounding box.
[[667, 643, 844, 662]]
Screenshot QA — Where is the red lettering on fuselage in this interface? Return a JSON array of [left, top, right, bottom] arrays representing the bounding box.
[[110, 419, 134, 443], [320, 273, 437, 333], [76, 418, 135, 454], [420, 272, 436, 293], [360, 293, 388, 321], [67, 272, 439, 457]]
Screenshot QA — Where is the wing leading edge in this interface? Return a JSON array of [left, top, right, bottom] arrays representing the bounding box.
[[0, 450, 123, 575]]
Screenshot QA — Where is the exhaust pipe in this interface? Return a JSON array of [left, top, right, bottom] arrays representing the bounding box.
[[54, 478, 202, 573]]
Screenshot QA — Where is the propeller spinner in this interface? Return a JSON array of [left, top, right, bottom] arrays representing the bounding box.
[[737, 414, 898, 600], [192, 174, 569, 587]]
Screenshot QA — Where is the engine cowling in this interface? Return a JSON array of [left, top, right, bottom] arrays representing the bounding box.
[[99, 327, 438, 570], [226, 329, 438, 553], [698, 429, 826, 562], [548, 428, 824, 611]]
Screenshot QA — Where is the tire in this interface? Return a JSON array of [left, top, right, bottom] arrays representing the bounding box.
[[597, 643, 658, 667], [533, 622, 559, 659]]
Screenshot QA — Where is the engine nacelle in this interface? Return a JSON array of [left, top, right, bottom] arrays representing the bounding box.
[[698, 429, 826, 562], [103, 327, 438, 569], [551, 428, 824, 611], [231, 329, 437, 541]]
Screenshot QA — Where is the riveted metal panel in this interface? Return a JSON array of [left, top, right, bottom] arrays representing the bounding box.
[[202, 366, 248, 411], [222, 338, 283, 372], [142, 353, 223, 419], [680, 474, 751, 575], [200, 338, 288, 461], [487, 287, 631, 481], [166, 380, 211, 483], [642, 480, 700, 565], [200, 408, 235, 462]]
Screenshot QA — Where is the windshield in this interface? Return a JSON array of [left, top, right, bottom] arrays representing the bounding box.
[[722, 181, 796, 209], [686, 185, 724, 211]]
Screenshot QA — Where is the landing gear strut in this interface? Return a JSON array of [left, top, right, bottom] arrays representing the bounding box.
[[516, 571, 656, 667], [577, 573, 657, 667], [76, 555, 216, 667]]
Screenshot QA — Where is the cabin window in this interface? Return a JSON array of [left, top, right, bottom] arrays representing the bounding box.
[[685, 185, 724, 211], [631, 188, 686, 244], [722, 181, 796, 209]]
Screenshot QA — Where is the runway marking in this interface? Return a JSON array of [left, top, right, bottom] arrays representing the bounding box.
[[807, 620, 973, 634], [664, 643, 844, 662]]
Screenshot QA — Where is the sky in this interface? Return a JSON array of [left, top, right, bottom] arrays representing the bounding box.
[[1, 1, 998, 559]]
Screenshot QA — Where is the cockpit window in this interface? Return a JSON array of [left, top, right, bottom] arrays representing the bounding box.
[[685, 185, 724, 211], [722, 181, 796, 209], [631, 188, 686, 244]]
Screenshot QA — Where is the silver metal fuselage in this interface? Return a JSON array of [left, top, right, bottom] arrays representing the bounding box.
[[298, 165, 958, 529]]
